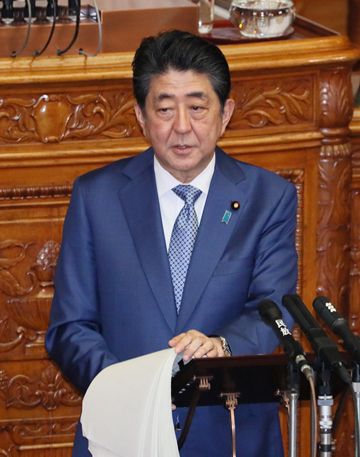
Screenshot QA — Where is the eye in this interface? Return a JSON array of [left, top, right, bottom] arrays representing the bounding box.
[[157, 107, 173, 117], [190, 105, 207, 117]]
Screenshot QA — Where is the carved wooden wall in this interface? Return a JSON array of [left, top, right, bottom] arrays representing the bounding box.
[[350, 109, 360, 334], [0, 20, 359, 457], [349, 105, 360, 456]]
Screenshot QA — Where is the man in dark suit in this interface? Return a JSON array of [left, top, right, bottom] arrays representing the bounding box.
[[46, 30, 298, 457]]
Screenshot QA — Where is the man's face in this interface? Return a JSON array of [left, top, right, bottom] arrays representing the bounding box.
[[135, 69, 234, 183]]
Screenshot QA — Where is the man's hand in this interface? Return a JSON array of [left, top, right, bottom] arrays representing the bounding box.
[[168, 329, 225, 362]]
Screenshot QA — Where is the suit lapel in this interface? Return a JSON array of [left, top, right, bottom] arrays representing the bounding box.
[[176, 149, 247, 331], [118, 149, 177, 333]]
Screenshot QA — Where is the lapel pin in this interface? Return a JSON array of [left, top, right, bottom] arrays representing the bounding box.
[[222, 210, 232, 224], [231, 201, 240, 210]]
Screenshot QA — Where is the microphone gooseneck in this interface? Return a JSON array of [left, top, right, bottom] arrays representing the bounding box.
[[57, 0, 80, 55]]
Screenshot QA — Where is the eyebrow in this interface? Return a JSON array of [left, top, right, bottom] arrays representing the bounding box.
[[155, 91, 209, 102]]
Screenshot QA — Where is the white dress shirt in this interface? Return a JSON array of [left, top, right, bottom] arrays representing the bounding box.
[[154, 154, 215, 251]]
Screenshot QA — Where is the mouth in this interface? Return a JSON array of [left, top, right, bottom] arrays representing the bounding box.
[[172, 144, 193, 153]]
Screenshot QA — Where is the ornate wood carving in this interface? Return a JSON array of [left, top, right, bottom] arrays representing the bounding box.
[[0, 241, 34, 298], [350, 188, 360, 332], [350, 116, 360, 332], [6, 241, 59, 355], [8, 419, 76, 443], [277, 169, 305, 296], [320, 68, 353, 134], [0, 91, 140, 144], [0, 241, 59, 356], [317, 143, 352, 312], [229, 76, 313, 130], [317, 67, 353, 317], [0, 365, 81, 411], [0, 186, 72, 201], [0, 417, 76, 456]]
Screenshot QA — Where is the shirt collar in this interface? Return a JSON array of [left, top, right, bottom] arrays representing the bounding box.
[[154, 154, 216, 198]]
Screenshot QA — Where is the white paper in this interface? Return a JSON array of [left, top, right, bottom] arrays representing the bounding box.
[[81, 348, 181, 457]]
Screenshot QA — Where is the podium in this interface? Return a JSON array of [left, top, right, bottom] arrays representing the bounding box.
[[172, 353, 348, 455]]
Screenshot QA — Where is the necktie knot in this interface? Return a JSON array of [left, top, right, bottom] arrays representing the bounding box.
[[172, 185, 202, 207]]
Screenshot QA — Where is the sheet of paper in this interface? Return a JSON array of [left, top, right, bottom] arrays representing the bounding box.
[[81, 348, 181, 457]]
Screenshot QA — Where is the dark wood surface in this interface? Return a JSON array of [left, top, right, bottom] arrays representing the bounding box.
[[172, 353, 348, 406]]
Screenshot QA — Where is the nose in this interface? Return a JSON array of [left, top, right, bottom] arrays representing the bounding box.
[[173, 107, 191, 134]]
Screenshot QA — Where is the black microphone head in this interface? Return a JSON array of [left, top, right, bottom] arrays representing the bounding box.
[[313, 296, 343, 326], [258, 299, 282, 324], [282, 294, 318, 327]]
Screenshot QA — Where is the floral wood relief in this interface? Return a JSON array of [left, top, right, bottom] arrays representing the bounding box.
[[0, 241, 59, 355], [0, 365, 81, 411], [317, 68, 353, 321], [0, 91, 140, 144], [0, 241, 34, 298], [320, 69, 353, 129], [229, 76, 313, 130], [317, 143, 352, 309]]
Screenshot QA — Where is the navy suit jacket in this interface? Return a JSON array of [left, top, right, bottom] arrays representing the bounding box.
[[46, 147, 298, 457]]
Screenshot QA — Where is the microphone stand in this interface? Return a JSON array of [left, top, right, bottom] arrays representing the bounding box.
[[283, 361, 300, 457], [33, 0, 56, 56], [317, 364, 334, 457], [10, 0, 32, 57]]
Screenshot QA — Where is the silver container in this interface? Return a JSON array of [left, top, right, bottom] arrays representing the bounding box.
[[229, 0, 295, 38]]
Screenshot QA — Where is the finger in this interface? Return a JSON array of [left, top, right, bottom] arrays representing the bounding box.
[[169, 330, 208, 357], [168, 333, 186, 347], [206, 346, 220, 358], [183, 336, 209, 361], [169, 329, 202, 344], [192, 339, 214, 359], [172, 334, 195, 355]]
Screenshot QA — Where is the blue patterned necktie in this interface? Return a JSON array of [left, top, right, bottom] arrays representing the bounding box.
[[168, 185, 202, 314]]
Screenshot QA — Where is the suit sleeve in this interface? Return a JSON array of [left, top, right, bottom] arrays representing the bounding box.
[[45, 178, 119, 394], [216, 182, 298, 356]]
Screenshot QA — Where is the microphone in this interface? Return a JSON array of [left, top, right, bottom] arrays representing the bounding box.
[[283, 294, 351, 385], [258, 299, 314, 381], [313, 296, 360, 364]]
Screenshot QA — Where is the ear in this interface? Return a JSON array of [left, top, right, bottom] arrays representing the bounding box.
[[220, 98, 235, 135], [134, 104, 146, 135]]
